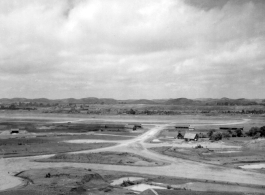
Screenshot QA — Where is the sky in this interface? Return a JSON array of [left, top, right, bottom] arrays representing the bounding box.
[[0, 0, 265, 100]]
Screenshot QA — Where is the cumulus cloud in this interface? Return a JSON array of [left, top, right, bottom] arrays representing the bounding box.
[[0, 0, 265, 99]]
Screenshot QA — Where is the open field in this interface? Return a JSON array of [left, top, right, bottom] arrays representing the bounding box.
[[150, 145, 265, 166], [0, 113, 265, 194], [38, 152, 164, 166], [0, 136, 116, 158]]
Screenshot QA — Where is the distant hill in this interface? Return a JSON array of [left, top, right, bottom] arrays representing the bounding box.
[[123, 99, 157, 104], [206, 98, 258, 106], [165, 98, 201, 105], [0, 97, 263, 106]]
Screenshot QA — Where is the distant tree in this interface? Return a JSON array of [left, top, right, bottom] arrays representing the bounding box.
[[222, 132, 231, 139], [235, 129, 243, 137], [260, 126, 265, 137], [207, 129, 215, 138], [210, 132, 223, 141], [128, 109, 136, 115], [253, 132, 261, 139], [248, 127, 260, 137], [9, 104, 16, 110]]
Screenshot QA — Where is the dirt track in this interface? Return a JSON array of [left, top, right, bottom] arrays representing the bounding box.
[[1, 116, 265, 192]]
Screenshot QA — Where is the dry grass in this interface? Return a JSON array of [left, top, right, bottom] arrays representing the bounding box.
[[38, 152, 164, 166]]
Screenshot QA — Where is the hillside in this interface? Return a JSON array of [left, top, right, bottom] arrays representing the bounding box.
[[0, 97, 264, 106]]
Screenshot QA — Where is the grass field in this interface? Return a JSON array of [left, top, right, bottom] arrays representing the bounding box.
[[38, 152, 164, 166], [0, 136, 117, 158]]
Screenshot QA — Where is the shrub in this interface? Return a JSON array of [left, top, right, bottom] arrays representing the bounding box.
[[252, 132, 261, 139], [248, 127, 260, 137], [235, 129, 243, 137], [222, 132, 231, 139], [210, 132, 222, 141], [260, 126, 265, 137], [207, 130, 215, 138]]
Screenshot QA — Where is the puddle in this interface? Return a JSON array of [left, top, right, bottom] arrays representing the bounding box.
[[126, 183, 166, 192], [216, 151, 240, 153], [64, 139, 115, 143], [239, 163, 265, 169], [172, 182, 265, 193], [111, 177, 145, 186], [203, 150, 240, 155]]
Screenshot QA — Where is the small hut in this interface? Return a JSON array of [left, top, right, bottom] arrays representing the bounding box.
[[10, 129, 19, 135], [177, 132, 184, 139], [184, 132, 198, 141]]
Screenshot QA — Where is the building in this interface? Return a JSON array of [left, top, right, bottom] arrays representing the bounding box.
[[175, 125, 195, 131], [219, 127, 244, 130], [125, 124, 137, 130], [184, 132, 199, 141], [127, 123, 142, 128], [177, 132, 184, 139], [10, 129, 19, 135]]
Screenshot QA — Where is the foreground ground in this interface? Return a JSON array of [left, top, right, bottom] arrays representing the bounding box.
[[0, 113, 265, 194], [0, 167, 262, 195]]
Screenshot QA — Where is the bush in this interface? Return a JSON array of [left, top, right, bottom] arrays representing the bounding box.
[[207, 130, 215, 138], [235, 129, 243, 137], [210, 132, 222, 141], [253, 132, 261, 139], [248, 127, 260, 137], [222, 132, 231, 139], [260, 126, 265, 137]]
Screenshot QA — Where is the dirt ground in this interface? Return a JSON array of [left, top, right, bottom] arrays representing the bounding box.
[[0, 136, 117, 158], [0, 167, 129, 195], [1, 113, 265, 194], [1, 167, 263, 195], [38, 152, 164, 166], [147, 189, 253, 195], [150, 146, 265, 166]]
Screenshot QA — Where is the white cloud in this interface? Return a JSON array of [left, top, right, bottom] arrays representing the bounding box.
[[0, 0, 265, 99]]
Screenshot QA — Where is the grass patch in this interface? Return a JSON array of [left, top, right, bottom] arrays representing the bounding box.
[[38, 152, 164, 166]]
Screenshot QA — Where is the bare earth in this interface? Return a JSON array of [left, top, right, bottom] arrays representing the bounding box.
[[1, 115, 265, 193]]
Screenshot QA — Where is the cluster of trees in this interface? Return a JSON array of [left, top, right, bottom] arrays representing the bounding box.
[[118, 109, 182, 115], [220, 110, 265, 114], [0, 104, 37, 110], [0, 102, 59, 110], [206, 126, 265, 141], [246, 126, 265, 139], [207, 129, 244, 141]]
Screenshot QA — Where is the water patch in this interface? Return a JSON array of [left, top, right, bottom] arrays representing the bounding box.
[[111, 177, 144, 186], [126, 183, 166, 192], [64, 139, 116, 144], [172, 182, 265, 193], [239, 163, 265, 169], [216, 151, 240, 153]]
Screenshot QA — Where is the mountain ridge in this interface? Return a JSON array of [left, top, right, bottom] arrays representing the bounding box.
[[0, 97, 264, 106]]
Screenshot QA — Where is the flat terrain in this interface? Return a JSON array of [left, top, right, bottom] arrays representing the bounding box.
[[0, 136, 116, 158], [38, 152, 164, 166], [150, 146, 265, 166], [0, 167, 263, 195], [0, 113, 265, 194]]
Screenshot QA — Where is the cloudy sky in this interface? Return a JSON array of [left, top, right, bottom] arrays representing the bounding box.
[[0, 0, 265, 99]]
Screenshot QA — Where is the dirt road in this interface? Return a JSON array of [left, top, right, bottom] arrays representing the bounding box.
[[1, 117, 265, 192]]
